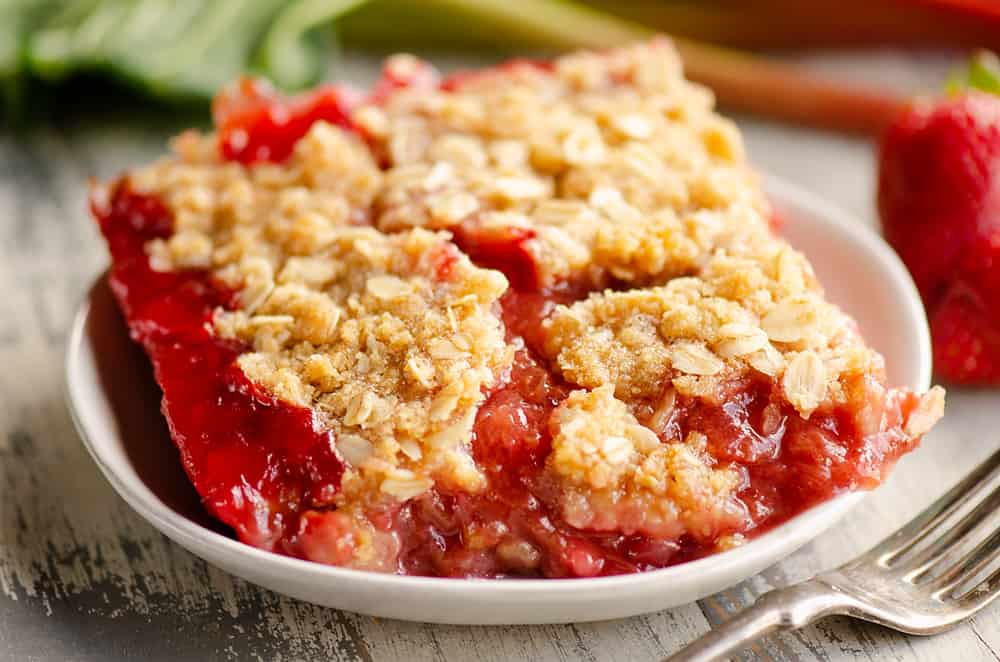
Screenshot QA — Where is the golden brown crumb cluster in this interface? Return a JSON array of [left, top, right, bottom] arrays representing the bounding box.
[[216, 227, 511, 504], [132, 123, 381, 274], [549, 385, 747, 540], [543, 233, 879, 418], [357, 42, 769, 286]]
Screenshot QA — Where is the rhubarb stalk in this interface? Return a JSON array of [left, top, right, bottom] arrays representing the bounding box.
[[416, 0, 911, 134], [584, 0, 1000, 51]]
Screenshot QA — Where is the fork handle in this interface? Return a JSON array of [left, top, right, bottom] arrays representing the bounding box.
[[664, 580, 855, 661]]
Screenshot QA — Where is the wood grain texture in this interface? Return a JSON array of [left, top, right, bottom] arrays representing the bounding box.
[[1, 51, 998, 662]]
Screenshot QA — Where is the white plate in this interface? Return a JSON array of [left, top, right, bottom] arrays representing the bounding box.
[[65, 175, 932, 624]]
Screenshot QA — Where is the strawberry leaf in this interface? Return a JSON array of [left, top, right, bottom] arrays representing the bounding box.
[[947, 50, 1000, 96]]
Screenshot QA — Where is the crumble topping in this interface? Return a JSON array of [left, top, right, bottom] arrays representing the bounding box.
[[214, 227, 512, 503], [543, 236, 881, 418], [359, 41, 769, 286], [548, 385, 746, 540], [132, 123, 382, 274], [905, 387, 947, 438], [113, 39, 946, 574]]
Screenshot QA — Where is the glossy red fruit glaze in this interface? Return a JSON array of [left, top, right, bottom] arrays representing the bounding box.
[[680, 376, 920, 527], [213, 77, 362, 164], [92, 180, 344, 551], [450, 222, 541, 291]]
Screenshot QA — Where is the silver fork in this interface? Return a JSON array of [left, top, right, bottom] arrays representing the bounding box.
[[665, 447, 1000, 661]]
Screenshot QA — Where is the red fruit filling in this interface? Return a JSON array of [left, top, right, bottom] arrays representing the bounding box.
[[93, 182, 345, 552], [450, 222, 541, 291], [213, 77, 361, 165]]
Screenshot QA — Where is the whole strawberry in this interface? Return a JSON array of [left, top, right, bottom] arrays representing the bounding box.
[[879, 54, 1000, 384]]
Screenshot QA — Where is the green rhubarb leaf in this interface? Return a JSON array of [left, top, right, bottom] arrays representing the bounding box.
[[256, 0, 370, 91], [26, 0, 103, 80], [121, 0, 286, 100], [947, 50, 1000, 96]]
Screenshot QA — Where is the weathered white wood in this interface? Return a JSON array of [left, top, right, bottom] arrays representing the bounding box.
[[0, 50, 998, 661]]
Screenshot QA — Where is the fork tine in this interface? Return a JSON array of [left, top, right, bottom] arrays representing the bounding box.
[[928, 526, 1000, 597], [903, 483, 1000, 578], [957, 564, 1000, 614], [863, 448, 1000, 566]]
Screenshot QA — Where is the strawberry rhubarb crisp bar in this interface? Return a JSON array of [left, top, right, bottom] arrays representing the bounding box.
[[92, 41, 945, 577]]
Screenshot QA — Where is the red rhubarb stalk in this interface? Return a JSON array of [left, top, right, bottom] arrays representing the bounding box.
[[431, 0, 911, 135]]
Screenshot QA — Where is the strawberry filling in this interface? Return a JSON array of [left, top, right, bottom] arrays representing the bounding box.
[[213, 78, 361, 165], [93, 182, 345, 553]]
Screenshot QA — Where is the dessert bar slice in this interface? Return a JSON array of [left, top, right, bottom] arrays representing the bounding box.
[[93, 40, 944, 577]]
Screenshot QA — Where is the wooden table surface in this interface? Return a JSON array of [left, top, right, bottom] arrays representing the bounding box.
[[1, 50, 998, 662]]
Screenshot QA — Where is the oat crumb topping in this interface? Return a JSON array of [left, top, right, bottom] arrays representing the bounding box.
[[215, 227, 512, 503], [543, 240, 881, 418], [362, 40, 769, 287]]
